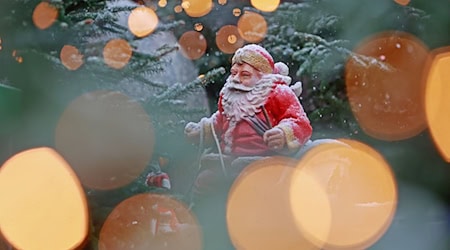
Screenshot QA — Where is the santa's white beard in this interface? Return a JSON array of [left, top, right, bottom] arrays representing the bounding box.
[[221, 76, 275, 122], [219, 76, 276, 153]]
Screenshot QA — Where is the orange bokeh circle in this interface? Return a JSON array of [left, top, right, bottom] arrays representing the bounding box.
[[60, 45, 84, 70], [182, 0, 213, 18], [32, 2, 58, 30], [250, 0, 280, 12], [237, 11, 268, 43], [178, 31, 207, 60], [128, 6, 159, 38], [0, 148, 88, 250], [292, 140, 397, 249], [99, 193, 201, 250], [103, 39, 133, 69], [216, 25, 245, 54], [227, 156, 322, 250], [54, 90, 154, 190], [424, 47, 450, 162], [345, 31, 429, 141]]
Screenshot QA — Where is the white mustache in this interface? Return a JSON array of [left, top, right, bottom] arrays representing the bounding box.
[[225, 79, 254, 92]]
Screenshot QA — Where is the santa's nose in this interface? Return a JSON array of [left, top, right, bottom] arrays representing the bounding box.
[[231, 75, 241, 84]]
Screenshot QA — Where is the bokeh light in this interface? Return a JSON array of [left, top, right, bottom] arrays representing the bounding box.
[[293, 140, 397, 249], [227, 157, 322, 250], [158, 0, 167, 8], [232, 8, 241, 17], [99, 193, 201, 250], [178, 30, 207, 60], [345, 31, 429, 141], [182, 0, 213, 18], [0, 147, 88, 250], [54, 90, 155, 190], [237, 11, 268, 43], [103, 38, 133, 69], [424, 47, 450, 162], [250, 0, 280, 12], [290, 163, 332, 249], [216, 25, 245, 54], [394, 0, 411, 6], [32, 1, 58, 30], [60, 45, 84, 70], [128, 6, 159, 38], [194, 23, 203, 31], [174, 5, 183, 13]]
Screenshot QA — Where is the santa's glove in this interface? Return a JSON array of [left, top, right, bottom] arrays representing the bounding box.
[[146, 171, 171, 190]]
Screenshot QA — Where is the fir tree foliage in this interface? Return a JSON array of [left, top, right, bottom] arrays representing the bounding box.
[[260, 0, 427, 130]]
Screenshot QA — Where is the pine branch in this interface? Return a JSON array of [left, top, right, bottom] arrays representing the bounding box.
[[155, 67, 226, 105]]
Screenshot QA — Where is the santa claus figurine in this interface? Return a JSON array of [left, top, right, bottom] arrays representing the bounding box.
[[184, 44, 312, 198]]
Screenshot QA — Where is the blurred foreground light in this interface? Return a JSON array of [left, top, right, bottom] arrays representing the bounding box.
[[128, 6, 159, 38], [237, 11, 267, 43], [227, 157, 323, 250], [293, 140, 397, 249], [103, 38, 133, 69], [182, 0, 213, 18], [178, 31, 207, 60], [424, 47, 450, 162], [216, 25, 245, 54], [345, 31, 429, 141], [54, 90, 154, 190], [60, 45, 84, 70], [32, 1, 58, 30], [250, 0, 280, 12], [0, 147, 88, 250], [394, 0, 411, 6], [99, 193, 201, 250], [370, 182, 450, 250]]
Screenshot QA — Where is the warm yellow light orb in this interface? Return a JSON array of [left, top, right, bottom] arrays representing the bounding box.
[[182, 0, 213, 18], [292, 140, 397, 249], [227, 157, 322, 250], [0, 148, 88, 250], [216, 25, 245, 54], [237, 11, 268, 43], [424, 47, 450, 162], [103, 39, 133, 69], [250, 0, 280, 12], [128, 6, 159, 38]]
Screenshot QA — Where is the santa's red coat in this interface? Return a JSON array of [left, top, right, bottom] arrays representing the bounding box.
[[204, 79, 312, 157]]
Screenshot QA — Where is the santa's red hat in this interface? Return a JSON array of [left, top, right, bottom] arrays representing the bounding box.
[[232, 44, 289, 76], [232, 44, 274, 74]]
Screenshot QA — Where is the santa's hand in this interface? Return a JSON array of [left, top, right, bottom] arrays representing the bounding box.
[[184, 122, 201, 138], [263, 127, 286, 150]]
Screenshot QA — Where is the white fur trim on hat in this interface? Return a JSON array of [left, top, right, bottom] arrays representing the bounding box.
[[274, 62, 289, 76]]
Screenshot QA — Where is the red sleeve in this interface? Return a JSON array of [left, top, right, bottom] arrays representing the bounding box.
[[267, 84, 312, 151]]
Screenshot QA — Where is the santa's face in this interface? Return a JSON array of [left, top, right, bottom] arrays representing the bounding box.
[[228, 63, 262, 92]]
